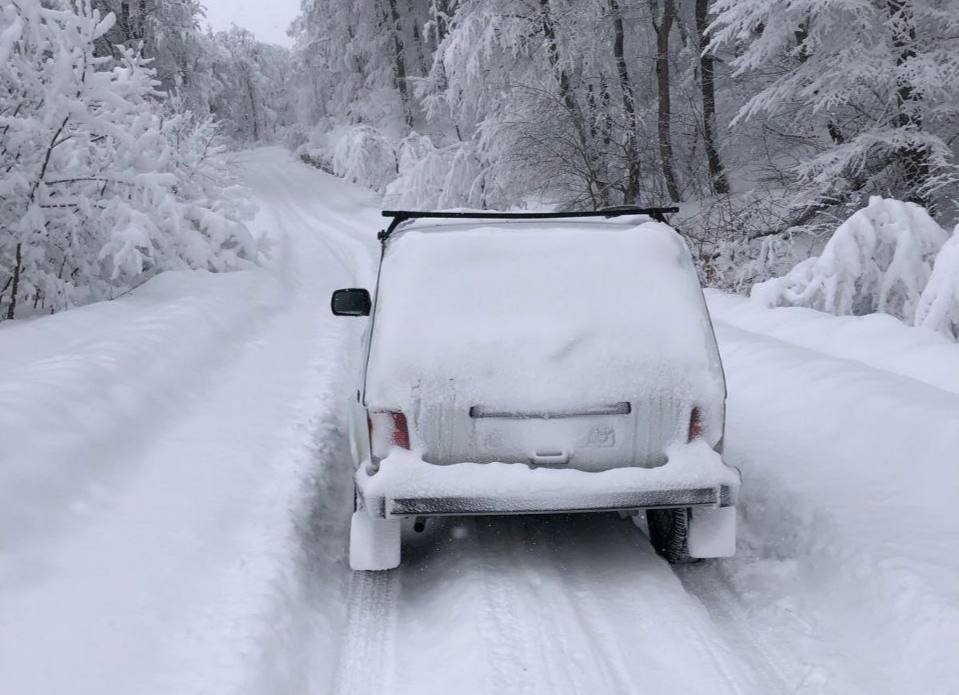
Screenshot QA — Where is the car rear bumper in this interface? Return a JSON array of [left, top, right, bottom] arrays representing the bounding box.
[[355, 442, 740, 520], [360, 485, 735, 518]]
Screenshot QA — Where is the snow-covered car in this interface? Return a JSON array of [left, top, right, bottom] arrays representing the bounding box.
[[332, 209, 740, 570]]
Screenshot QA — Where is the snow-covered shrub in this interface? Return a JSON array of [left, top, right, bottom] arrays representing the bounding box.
[[0, 0, 256, 319], [674, 189, 813, 290], [752, 198, 948, 323], [385, 135, 487, 209], [915, 225, 959, 339], [298, 123, 397, 192]]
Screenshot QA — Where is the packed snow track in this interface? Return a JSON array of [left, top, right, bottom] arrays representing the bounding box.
[[1, 149, 956, 695]]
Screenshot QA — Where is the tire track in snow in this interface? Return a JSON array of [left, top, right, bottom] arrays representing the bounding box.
[[533, 521, 647, 695], [332, 570, 401, 695], [238, 150, 378, 288], [504, 518, 628, 695], [472, 519, 550, 695], [676, 557, 810, 694], [498, 515, 763, 695]]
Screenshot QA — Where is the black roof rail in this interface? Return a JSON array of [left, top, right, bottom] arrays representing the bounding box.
[[379, 207, 680, 239]]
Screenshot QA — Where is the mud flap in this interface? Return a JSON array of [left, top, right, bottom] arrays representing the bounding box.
[[350, 511, 401, 571], [688, 505, 736, 558]]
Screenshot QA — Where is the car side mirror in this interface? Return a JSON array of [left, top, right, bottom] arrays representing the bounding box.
[[331, 288, 371, 317]]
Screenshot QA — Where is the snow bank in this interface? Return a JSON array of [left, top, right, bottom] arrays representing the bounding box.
[[366, 218, 724, 413], [752, 197, 948, 323], [709, 299, 959, 694], [708, 290, 959, 395], [0, 269, 278, 553]]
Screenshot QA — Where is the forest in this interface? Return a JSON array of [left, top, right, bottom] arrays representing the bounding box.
[[2, 0, 959, 334]]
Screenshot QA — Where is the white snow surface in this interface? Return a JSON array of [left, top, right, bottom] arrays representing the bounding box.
[[367, 219, 724, 412], [708, 290, 959, 394], [2, 149, 957, 695], [706, 292, 959, 695]]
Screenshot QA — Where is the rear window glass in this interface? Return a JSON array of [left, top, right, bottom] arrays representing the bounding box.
[[366, 220, 723, 411]]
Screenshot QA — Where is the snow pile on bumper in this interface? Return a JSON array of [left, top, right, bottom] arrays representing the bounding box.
[[356, 441, 739, 519]]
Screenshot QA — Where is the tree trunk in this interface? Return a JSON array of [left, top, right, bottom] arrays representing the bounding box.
[[386, 0, 413, 126], [651, 0, 681, 202], [794, 22, 844, 147], [407, 0, 429, 75], [585, 80, 612, 207], [6, 243, 21, 320], [609, 0, 641, 204], [136, 0, 147, 43], [695, 0, 728, 195], [430, 0, 451, 47], [540, 0, 601, 206], [246, 75, 259, 141], [887, 0, 929, 206], [540, 0, 581, 127]]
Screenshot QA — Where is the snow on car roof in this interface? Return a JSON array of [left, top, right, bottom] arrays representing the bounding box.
[[365, 218, 724, 411]]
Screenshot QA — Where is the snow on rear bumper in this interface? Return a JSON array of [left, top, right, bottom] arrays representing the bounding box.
[[356, 441, 740, 519]]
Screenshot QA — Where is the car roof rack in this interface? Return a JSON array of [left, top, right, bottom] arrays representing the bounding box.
[[379, 207, 680, 240]]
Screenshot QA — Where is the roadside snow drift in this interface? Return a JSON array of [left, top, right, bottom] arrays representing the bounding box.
[[0, 269, 276, 552], [707, 295, 959, 695]]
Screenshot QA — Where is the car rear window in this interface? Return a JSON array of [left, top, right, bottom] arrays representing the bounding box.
[[365, 219, 723, 411]]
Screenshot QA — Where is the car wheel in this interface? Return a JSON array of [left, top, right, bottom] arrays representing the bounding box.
[[646, 507, 697, 564]]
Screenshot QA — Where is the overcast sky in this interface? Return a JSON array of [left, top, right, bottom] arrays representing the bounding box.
[[202, 0, 300, 47]]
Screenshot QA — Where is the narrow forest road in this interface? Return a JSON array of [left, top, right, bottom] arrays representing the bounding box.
[[2, 148, 956, 695]]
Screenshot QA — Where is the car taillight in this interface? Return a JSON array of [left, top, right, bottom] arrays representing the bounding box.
[[390, 412, 410, 449], [688, 407, 703, 442], [368, 411, 410, 457]]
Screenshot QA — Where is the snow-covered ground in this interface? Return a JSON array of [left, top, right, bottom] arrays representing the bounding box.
[[2, 148, 957, 695]]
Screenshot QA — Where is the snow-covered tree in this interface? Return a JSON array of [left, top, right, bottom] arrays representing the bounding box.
[[288, 0, 744, 210], [209, 26, 292, 143], [289, 0, 412, 134], [89, 1, 292, 143], [0, 0, 256, 320], [91, 0, 212, 110], [710, 0, 959, 217]]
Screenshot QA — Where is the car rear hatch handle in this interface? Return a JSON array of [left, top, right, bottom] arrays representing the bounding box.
[[530, 450, 570, 465]]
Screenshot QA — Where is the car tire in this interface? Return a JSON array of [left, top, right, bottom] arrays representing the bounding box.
[[646, 507, 697, 564]]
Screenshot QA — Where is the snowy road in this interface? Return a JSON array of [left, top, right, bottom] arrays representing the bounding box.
[[2, 148, 956, 695]]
